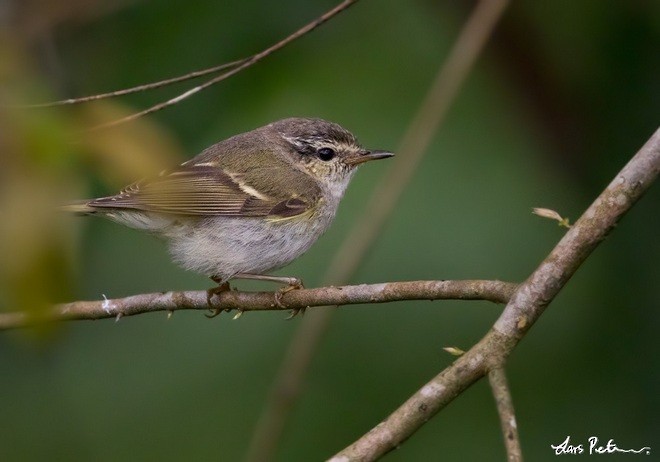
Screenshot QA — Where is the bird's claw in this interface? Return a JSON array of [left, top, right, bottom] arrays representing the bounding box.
[[284, 307, 306, 320], [273, 280, 305, 319], [206, 281, 230, 318]]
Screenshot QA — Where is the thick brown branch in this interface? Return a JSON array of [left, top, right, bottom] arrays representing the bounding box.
[[0, 280, 516, 330], [332, 127, 660, 460]]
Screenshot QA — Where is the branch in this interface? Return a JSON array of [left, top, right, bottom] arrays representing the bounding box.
[[488, 368, 522, 462], [331, 128, 660, 461], [0, 280, 516, 330], [20, 0, 360, 129], [18, 59, 248, 108]]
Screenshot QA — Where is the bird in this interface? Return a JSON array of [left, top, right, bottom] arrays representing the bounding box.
[[65, 117, 393, 312]]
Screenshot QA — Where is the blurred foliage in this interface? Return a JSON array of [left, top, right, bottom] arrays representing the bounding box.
[[0, 36, 78, 336], [0, 0, 658, 461], [79, 102, 184, 186]]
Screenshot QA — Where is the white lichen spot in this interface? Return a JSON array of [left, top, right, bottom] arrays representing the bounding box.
[[509, 416, 517, 429], [371, 425, 394, 445], [102, 294, 116, 314], [327, 457, 350, 462], [469, 353, 484, 369], [420, 382, 445, 398], [615, 194, 628, 206]]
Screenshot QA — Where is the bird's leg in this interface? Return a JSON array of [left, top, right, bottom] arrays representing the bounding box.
[[206, 277, 231, 318], [232, 273, 303, 288], [232, 273, 305, 318]]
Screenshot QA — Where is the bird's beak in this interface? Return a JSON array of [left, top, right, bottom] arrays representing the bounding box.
[[346, 150, 394, 166]]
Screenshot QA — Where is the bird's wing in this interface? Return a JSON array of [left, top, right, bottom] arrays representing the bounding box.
[[87, 163, 320, 219]]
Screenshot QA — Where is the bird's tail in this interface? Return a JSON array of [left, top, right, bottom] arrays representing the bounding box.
[[60, 201, 96, 215]]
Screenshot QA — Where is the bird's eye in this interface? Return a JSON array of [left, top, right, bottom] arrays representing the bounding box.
[[317, 147, 336, 161]]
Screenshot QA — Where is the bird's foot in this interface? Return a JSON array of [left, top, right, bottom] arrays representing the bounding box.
[[272, 279, 305, 319], [206, 280, 231, 318]]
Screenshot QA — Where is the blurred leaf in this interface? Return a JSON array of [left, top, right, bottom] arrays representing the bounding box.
[[78, 101, 185, 188], [0, 32, 184, 338], [0, 35, 81, 337]]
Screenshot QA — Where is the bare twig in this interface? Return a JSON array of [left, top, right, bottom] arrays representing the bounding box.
[[79, 0, 360, 130], [0, 280, 516, 330], [488, 368, 523, 462], [331, 128, 660, 460], [246, 0, 512, 460], [18, 59, 248, 108]]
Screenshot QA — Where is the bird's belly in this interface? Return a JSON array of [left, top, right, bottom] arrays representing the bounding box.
[[166, 214, 332, 281]]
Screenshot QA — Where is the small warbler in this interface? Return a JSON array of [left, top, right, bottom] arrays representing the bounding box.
[[66, 117, 393, 296]]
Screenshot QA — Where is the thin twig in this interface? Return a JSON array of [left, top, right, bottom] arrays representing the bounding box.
[[331, 128, 660, 460], [245, 1, 512, 460], [488, 367, 523, 462], [86, 0, 360, 131], [0, 280, 516, 330], [18, 60, 248, 108]]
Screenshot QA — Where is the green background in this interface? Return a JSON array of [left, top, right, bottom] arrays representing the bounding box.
[[1, 0, 658, 460]]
